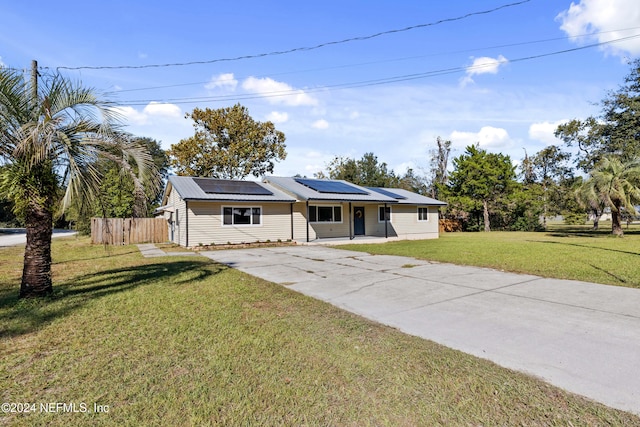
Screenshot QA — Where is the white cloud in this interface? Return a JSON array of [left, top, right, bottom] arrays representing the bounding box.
[[461, 55, 508, 86], [265, 111, 289, 123], [143, 102, 182, 118], [205, 73, 238, 91], [138, 52, 148, 59], [112, 102, 191, 150], [242, 76, 318, 106], [450, 126, 511, 149], [528, 120, 567, 145], [312, 119, 329, 129], [557, 0, 640, 56], [113, 106, 149, 125], [0, 56, 5, 67], [114, 102, 182, 126], [306, 150, 324, 159]]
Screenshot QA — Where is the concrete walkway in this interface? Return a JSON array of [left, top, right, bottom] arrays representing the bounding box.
[[136, 243, 200, 258], [201, 245, 640, 415]]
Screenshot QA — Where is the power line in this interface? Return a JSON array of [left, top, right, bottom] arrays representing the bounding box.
[[57, 0, 532, 71], [104, 26, 640, 95], [116, 32, 640, 106]]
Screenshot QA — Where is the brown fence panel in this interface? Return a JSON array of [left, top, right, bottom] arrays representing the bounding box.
[[91, 218, 123, 245], [91, 217, 167, 245]]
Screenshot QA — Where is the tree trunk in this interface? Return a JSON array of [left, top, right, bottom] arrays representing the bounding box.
[[611, 200, 624, 236], [483, 199, 491, 232], [20, 199, 54, 298]]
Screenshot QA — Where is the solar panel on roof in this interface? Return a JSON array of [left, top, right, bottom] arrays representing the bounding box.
[[193, 178, 273, 195], [367, 187, 407, 199], [295, 178, 369, 195]]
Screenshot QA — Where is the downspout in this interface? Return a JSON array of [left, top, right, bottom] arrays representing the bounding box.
[[306, 200, 310, 243], [185, 201, 189, 247], [290, 202, 294, 241], [384, 202, 388, 239], [349, 202, 353, 240]]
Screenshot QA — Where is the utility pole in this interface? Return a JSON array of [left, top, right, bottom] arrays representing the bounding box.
[[30, 60, 38, 102]]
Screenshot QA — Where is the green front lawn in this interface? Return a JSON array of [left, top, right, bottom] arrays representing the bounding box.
[[1, 237, 638, 425], [338, 223, 640, 288]]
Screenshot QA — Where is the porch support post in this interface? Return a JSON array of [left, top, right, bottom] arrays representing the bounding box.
[[384, 202, 388, 239], [306, 200, 310, 243], [290, 203, 294, 241], [185, 201, 189, 247], [349, 202, 353, 240]]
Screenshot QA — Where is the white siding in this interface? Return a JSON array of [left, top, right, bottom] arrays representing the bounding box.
[[291, 202, 316, 241], [163, 187, 442, 246], [389, 205, 440, 239], [360, 204, 440, 239], [363, 204, 391, 237], [308, 202, 350, 239], [166, 187, 187, 246], [187, 201, 294, 246]]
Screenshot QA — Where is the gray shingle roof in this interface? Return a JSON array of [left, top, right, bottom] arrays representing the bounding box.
[[166, 176, 296, 202]]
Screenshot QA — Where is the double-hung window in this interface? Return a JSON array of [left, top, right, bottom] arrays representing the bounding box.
[[222, 206, 261, 226], [418, 207, 429, 221], [309, 205, 342, 223]]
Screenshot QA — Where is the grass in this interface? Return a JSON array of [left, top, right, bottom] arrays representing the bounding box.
[[337, 223, 640, 288], [1, 236, 639, 425]]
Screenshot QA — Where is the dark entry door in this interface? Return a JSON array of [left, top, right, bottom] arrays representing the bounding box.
[[354, 206, 365, 235]]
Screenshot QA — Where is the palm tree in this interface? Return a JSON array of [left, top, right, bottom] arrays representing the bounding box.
[[0, 67, 159, 298], [580, 157, 640, 236]]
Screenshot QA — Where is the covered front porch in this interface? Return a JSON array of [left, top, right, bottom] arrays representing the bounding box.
[[299, 201, 394, 243]]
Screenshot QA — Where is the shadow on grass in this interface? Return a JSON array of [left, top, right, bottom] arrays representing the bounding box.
[[587, 263, 632, 286], [531, 240, 640, 257], [0, 258, 227, 339], [52, 247, 141, 265], [545, 226, 640, 238]]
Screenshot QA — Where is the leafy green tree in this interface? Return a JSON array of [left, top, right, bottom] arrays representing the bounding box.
[[528, 145, 573, 228], [68, 137, 168, 234], [169, 103, 286, 179], [322, 155, 360, 182], [321, 152, 404, 188], [0, 68, 159, 298], [397, 168, 429, 194], [448, 145, 516, 231], [556, 59, 640, 172], [572, 176, 605, 229], [0, 167, 20, 227], [579, 156, 640, 236]]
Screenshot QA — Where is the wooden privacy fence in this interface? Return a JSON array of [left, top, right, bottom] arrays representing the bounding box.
[[91, 217, 168, 245]]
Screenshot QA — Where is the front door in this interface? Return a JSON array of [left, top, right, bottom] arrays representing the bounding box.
[[354, 206, 365, 235]]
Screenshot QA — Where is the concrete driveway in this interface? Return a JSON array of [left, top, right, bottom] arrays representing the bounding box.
[[202, 245, 640, 415]]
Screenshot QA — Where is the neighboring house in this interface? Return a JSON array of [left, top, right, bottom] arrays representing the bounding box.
[[157, 175, 446, 247]]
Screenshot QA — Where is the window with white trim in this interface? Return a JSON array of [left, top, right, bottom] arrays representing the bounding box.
[[309, 205, 342, 223], [378, 205, 391, 222], [418, 207, 429, 221], [222, 206, 261, 226]]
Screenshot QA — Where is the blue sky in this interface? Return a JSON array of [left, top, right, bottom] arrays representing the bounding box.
[[1, 0, 639, 177]]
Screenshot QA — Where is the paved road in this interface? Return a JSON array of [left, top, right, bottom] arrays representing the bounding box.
[[201, 245, 640, 415], [0, 229, 78, 247]]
